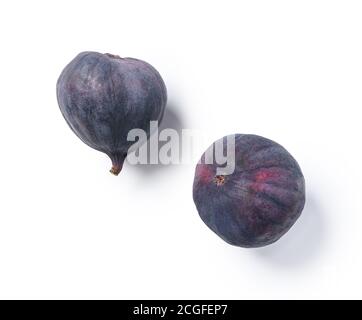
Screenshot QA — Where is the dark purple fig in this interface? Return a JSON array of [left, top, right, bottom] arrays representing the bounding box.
[[57, 51, 167, 175], [193, 134, 305, 248]]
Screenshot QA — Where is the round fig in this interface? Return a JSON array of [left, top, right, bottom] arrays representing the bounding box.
[[193, 134, 305, 248], [56, 51, 167, 175]]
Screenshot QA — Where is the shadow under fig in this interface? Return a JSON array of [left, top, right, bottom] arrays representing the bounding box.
[[125, 103, 184, 174], [253, 194, 325, 268]]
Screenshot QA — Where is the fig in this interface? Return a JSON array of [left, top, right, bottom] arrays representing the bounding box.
[[56, 51, 167, 175], [193, 134, 305, 248]]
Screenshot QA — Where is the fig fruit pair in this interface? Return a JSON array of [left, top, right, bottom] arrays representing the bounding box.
[[56, 51, 305, 248]]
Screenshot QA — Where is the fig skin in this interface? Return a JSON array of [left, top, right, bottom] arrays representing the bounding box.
[[193, 134, 305, 248], [56, 51, 167, 175]]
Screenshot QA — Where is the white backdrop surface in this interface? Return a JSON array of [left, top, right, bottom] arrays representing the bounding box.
[[0, 0, 361, 299]]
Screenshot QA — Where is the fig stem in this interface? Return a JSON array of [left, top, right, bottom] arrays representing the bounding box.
[[109, 153, 126, 176], [110, 165, 122, 176]]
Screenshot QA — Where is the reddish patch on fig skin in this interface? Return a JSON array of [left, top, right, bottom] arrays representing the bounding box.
[[255, 170, 279, 183], [252, 169, 281, 191], [195, 164, 214, 184]]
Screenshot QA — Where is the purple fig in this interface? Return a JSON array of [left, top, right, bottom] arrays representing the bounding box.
[[56, 51, 167, 175], [193, 134, 305, 248]]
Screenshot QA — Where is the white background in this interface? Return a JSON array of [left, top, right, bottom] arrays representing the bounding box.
[[0, 0, 361, 299]]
